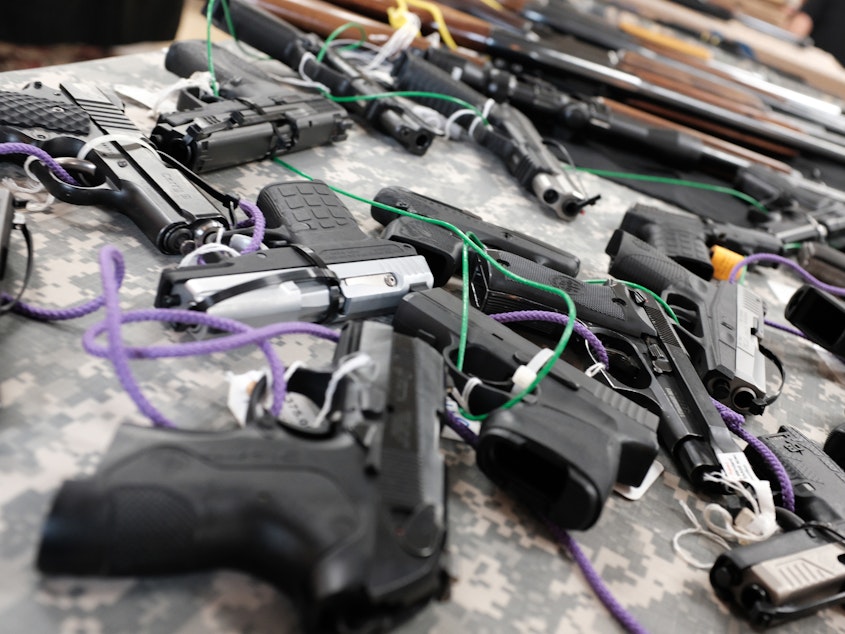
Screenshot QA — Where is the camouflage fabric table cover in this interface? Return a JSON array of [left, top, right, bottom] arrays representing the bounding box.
[[0, 47, 844, 634]]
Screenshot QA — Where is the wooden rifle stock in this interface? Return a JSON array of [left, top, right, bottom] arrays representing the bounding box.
[[255, 0, 845, 163], [600, 98, 795, 172], [622, 98, 798, 158], [616, 50, 765, 110]]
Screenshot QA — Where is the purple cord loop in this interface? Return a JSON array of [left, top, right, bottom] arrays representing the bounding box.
[[0, 142, 80, 186], [764, 318, 806, 339], [729, 252, 845, 297], [234, 198, 266, 254], [4, 292, 106, 321], [711, 398, 796, 512], [86, 245, 339, 428], [490, 310, 609, 368], [545, 520, 650, 634], [444, 407, 478, 448]]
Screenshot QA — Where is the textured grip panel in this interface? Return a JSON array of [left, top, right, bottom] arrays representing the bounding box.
[[606, 229, 697, 294], [620, 204, 712, 280], [257, 180, 365, 241], [476, 250, 626, 324], [373, 186, 581, 277], [109, 488, 198, 572], [392, 53, 485, 116], [0, 90, 89, 134]]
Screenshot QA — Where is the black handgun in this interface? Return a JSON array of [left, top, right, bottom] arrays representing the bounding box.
[[710, 425, 845, 627], [392, 287, 659, 530], [37, 320, 449, 633], [618, 203, 784, 280], [784, 284, 845, 357], [155, 180, 432, 333], [152, 40, 352, 173], [0, 82, 232, 255], [206, 0, 436, 155], [467, 247, 747, 491], [371, 185, 581, 286], [605, 229, 771, 415], [390, 52, 596, 220]]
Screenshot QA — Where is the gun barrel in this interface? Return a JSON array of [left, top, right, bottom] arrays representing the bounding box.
[[208, 0, 436, 155]]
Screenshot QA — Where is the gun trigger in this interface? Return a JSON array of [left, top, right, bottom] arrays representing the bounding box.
[[349, 420, 383, 473]]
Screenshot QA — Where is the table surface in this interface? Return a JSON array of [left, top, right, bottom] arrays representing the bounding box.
[[1, 46, 845, 634]]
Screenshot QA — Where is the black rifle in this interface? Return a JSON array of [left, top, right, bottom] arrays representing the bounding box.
[[152, 40, 352, 173], [155, 180, 432, 333], [392, 287, 659, 530], [710, 426, 845, 627], [0, 82, 233, 255], [417, 48, 845, 252], [205, 0, 437, 156], [37, 320, 449, 634]]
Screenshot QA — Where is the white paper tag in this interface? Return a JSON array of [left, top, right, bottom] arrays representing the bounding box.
[[717, 451, 758, 483], [614, 460, 664, 501], [226, 370, 269, 426]]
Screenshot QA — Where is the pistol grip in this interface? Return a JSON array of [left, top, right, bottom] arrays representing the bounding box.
[[257, 180, 366, 236], [380, 216, 463, 287], [477, 403, 617, 531]]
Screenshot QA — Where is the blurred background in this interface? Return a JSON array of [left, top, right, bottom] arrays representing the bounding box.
[[0, 0, 229, 71]]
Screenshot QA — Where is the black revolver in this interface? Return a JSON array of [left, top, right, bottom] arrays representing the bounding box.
[[154, 180, 433, 333], [468, 248, 746, 491], [710, 426, 845, 627], [392, 287, 659, 530], [371, 185, 581, 286], [0, 81, 231, 255], [153, 40, 352, 173], [605, 229, 772, 416], [36, 320, 449, 633]]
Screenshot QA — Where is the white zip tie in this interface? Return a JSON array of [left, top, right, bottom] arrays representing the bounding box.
[[76, 134, 158, 162], [3, 174, 55, 212], [177, 241, 241, 267], [511, 348, 554, 394], [585, 362, 606, 378], [151, 72, 215, 117], [312, 352, 375, 430], [449, 376, 483, 412]]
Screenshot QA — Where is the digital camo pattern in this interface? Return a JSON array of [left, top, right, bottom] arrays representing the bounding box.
[[0, 47, 844, 634]]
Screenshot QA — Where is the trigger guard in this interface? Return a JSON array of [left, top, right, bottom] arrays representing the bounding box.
[[28, 158, 120, 207], [442, 343, 512, 414]]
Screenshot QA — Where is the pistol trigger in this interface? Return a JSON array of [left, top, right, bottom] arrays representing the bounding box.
[[349, 421, 383, 474]]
